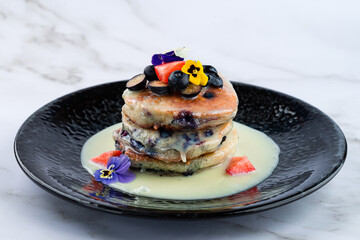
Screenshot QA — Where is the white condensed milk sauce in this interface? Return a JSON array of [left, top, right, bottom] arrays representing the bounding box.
[[81, 122, 280, 200]]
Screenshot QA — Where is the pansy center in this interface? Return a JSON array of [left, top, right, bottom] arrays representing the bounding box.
[[100, 169, 114, 179], [188, 65, 200, 77], [108, 164, 116, 171]]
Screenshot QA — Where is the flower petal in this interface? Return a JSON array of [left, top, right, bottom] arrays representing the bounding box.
[[94, 169, 103, 181], [195, 60, 203, 69], [151, 54, 163, 66], [94, 169, 119, 185], [101, 173, 119, 185], [114, 155, 131, 173], [185, 60, 196, 68], [163, 51, 175, 56], [117, 171, 136, 183], [200, 72, 209, 86], [181, 60, 196, 74], [107, 156, 121, 170], [181, 65, 189, 74], [116, 160, 131, 174], [174, 47, 188, 58], [189, 75, 201, 85], [162, 53, 183, 63]]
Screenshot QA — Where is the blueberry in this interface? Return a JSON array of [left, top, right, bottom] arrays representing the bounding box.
[[148, 81, 170, 95], [190, 132, 199, 141], [159, 129, 172, 138], [182, 170, 194, 176], [148, 138, 160, 147], [203, 91, 215, 99], [145, 149, 156, 156], [182, 134, 191, 149], [204, 129, 213, 137], [168, 70, 189, 91], [207, 73, 223, 88], [115, 140, 121, 150], [179, 111, 193, 119], [147, 139, 156, 147], [181, 83, 202, 98], [120, 129, 128, 137], [182, 134, 191, 142], [173, 111, 200, 129], [203, 65, 218, 75], [143, 65, 158, 81], [130, 138, 145, 151], [182, 132, 200, 149], [126, 74, 147, 91]]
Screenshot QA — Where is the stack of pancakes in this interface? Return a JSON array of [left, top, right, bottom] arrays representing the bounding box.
[[113, 77, 239, 175]]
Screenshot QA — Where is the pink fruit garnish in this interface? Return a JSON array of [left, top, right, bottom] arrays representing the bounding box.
[[154, 61, 185, 83], [90, 150, 122, 167], [226, 156, 256, 176]]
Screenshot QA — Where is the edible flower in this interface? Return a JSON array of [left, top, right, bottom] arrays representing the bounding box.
[[181, 60, 208, 86], [174, 47, 188, 58], [152, 47, 188, 66], [94, 154, 135, 184]]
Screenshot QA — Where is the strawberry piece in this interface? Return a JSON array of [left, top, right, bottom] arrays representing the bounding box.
[[154, 61, 185, 83], [226, 156, 256, 176], [90, 150, 122, 167]]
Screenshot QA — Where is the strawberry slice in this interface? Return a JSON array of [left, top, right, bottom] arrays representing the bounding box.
[[226, 156, 256, 176], [154, 61, 185, 83], [90, 150, 122, 167]]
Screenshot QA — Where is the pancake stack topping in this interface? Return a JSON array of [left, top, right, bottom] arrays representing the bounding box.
[[113, 48, 240, 175]]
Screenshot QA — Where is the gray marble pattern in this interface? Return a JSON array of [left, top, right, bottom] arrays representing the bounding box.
[[1, 0, 359, 239]]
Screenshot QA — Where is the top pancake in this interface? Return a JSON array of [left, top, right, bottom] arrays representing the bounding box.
[[122, 76, 238, 130]]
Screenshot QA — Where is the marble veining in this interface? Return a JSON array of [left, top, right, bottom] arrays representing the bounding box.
[[1, 0, 359, 239]]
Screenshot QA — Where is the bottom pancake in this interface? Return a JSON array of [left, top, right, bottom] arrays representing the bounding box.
[[116, 128, 238, 175]]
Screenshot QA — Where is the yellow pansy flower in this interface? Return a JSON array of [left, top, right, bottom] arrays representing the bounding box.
[[181, 60, 208, 86]]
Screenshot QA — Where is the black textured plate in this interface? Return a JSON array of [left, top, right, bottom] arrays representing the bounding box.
[[14, 81, 347, 219]]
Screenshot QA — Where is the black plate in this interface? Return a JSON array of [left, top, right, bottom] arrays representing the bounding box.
[[14, 81, 347, 219]]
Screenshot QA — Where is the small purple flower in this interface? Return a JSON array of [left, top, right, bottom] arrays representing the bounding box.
[[94, 155, 136, 185], [152, 50, 184, 66]]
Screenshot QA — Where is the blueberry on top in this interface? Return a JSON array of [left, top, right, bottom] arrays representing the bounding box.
[[203, 91, 215, 99]]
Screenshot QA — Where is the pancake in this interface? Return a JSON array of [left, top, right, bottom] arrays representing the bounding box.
[[119, 128, 239, 175], [122, 76, 238, 130], [114, 116, 233, 162]]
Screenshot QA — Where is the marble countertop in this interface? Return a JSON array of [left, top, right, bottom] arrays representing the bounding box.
[[1, 0, 359, 239]]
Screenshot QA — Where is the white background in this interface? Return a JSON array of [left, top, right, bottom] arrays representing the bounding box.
[[1, 1, 359, 239]]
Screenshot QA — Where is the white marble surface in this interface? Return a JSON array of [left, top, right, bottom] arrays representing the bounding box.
[[1, 0, 359, 239]]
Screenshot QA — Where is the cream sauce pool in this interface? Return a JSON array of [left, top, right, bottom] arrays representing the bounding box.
[[81, 122, 280, 200]]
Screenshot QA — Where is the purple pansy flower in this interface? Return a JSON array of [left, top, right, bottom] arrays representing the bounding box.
[[152, 50, 184, 66], [94, 155, 136, 185]]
